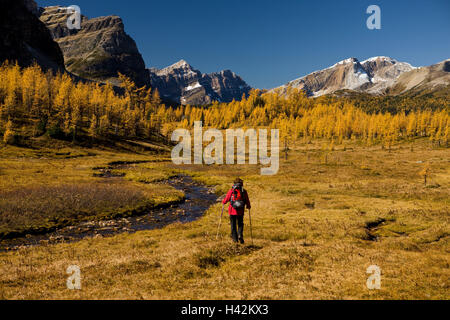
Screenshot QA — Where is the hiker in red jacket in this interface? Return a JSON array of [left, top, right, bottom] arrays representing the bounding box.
[[222, 178, 251, 244]]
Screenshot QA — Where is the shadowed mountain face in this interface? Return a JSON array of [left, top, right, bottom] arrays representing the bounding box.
[[0, 0, 65, 71], [276, 56, 417, 97], [148, 60, 252, 105], [39, 6, 150, 87]]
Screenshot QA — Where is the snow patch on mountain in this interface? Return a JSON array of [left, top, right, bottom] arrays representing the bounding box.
[[331, 57, 359, 68], [276, 56, 417, 96], [185, 82, 202, 91], [148, 60, 251, 105], [361, 56, 396, 64]]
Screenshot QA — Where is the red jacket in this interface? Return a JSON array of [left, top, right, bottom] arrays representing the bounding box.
[[222, 187, 251, 216]]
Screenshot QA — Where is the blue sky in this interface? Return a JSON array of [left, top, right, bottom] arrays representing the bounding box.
[[39, 0, 450, 89]]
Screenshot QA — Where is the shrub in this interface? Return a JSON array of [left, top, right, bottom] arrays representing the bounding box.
[[47, 124, 65, 139], [34, 119, 47, 137]]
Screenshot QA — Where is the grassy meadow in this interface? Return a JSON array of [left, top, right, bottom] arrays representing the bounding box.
[[0, 139, 183, 239], [0, 137, 448, 299]]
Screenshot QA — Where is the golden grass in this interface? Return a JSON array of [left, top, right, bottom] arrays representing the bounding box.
[[0, 145, 184, 237], [0, 138, 448, 299]]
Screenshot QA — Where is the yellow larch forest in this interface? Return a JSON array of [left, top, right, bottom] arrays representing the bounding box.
[[0, 62, 448, 147]]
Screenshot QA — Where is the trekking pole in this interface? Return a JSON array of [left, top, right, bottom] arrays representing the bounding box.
[[248, 208, 254, 245], [216, 204, 224, 240]]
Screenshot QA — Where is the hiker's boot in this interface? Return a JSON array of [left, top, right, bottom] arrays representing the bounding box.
[[239, 238, 244, 244]]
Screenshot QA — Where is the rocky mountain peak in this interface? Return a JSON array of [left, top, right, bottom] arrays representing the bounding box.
[[172, 59, 190, 68], [82, 15, 124, 33], [39, 6, 150, 87], [277, 56, 417, 96], [388, 58, 450, 95], [332, 57, 359, 66], [362, 56, 396, 63], [156, 59, 196, 76], [148, 61, 251, 105], [213, 69, 236, 77]]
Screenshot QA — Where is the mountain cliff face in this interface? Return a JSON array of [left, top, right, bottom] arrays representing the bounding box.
[[0, 0, 65, 71], [207, 70, 252, 102], [360, 56, 417, 94], [148, 60, 251, 105], [387, 59, 450, 95], [39, 6, 150, 87], [9, 4, 250, 104], [277, 56, 416, 96]]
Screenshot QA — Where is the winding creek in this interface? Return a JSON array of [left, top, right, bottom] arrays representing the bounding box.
[[0, 175, 218, 251]]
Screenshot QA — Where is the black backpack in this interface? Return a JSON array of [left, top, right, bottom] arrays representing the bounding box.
[[230, 184, 246, 209]]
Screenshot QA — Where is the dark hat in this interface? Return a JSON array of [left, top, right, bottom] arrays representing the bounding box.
[[234, 178, 243, 184]]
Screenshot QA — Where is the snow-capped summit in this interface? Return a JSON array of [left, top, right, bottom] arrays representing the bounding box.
[[148, 61, 251, 105], [156, 59, 195, 77], [331, 57, 359, 67], [275, 56, 417, 96], [171, 59, 190, 68], [361, 56, 397, 64]]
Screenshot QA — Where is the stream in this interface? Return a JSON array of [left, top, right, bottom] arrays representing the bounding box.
[[0, 175, 218, 251]]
